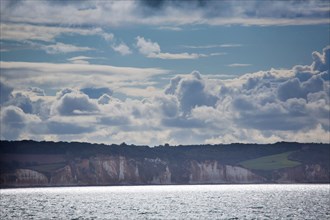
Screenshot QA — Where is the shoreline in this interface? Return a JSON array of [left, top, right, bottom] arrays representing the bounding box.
[[2, 182, 330, 190]]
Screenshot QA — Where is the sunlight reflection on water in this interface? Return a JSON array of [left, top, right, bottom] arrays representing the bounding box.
[[1, 184, 329, 219]]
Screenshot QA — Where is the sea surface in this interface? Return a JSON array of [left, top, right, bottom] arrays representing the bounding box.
[[1, 184, 329, 219]]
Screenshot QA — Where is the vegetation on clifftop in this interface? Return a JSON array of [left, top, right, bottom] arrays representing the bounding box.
[[0, 140, 329, 171]]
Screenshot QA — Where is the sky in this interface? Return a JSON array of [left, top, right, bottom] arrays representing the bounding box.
[[0, 0, 329, 146]]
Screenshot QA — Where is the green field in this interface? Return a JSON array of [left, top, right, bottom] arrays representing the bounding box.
[[239, 151, 301, 171]]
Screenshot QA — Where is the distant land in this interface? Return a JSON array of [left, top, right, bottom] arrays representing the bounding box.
[[0, 140, 329, 187]]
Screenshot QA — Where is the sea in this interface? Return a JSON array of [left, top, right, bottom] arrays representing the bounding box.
[[1, 184, 329, 219]]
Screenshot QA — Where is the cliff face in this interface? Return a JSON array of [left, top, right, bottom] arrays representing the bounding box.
[[1, 141, 329, 187], [50, 165, 75, 185], [1, 169, 48, 187], [1, 154, 329, 187], [1, 156, 271, 187], [189, 160, 265, 184], [5, 156, 327, 187], [274, 164, 329, 183]]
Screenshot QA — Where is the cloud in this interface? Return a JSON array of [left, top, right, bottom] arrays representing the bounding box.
[[24, 41, 95, 55], [232, 97, 315, 131], [115, 86, 163, 99], [80, 87, 113, 99], [0, 106, 41, 140], [135, 36, 202, 59], [312, 45, 330, 72], [0, 61, 167, 78], [27, 87, 45, 96], [157, 26, 182, 31], [0, 23, 112, 42], [47, 120, 94, 135], [160, 46, 329, 142], [1, 0, 328, 27], [230, 59, 329, 132], [277, 73, 325, 101], [98, 94, 113, 105], [42, 42, 93, 54], [153, 95, 179, 118], [51, 89, 99, 116], [227, 63, 252, 67], [67, 56, 107, 64], [67, 56, 92, 64], [1, 89, 52, 122], [165, 71, 218, 113], [67, 56, 93, 61], [0, 80, 13, 104], [136, 36, 161, 57], [5, 93, 34, 114], [0, 61, 168, 97], [162, 116, 202, 128], [111, 42, 132, 56], [152, 52, 201, 60], [1, 46, 329, 145], [136, 36, 221, 59], [209, 53, 226, 56], [99, 116, 130, 127], [101, 33, 114, 42]]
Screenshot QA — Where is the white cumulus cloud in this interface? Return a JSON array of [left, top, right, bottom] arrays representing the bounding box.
[[1, 45, 329, 145], [136, 36, 222, 59], [111, 42, 132, 56], [51, 89, 99, 116]]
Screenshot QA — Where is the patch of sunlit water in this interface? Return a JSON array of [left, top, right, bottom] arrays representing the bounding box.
[[1, 184, 329, 219]]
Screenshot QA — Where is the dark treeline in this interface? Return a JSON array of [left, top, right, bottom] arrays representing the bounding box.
[[1, 140, 329, 165]]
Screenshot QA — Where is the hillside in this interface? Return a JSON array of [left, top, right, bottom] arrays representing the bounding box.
[[0, 140, 329, 187]]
